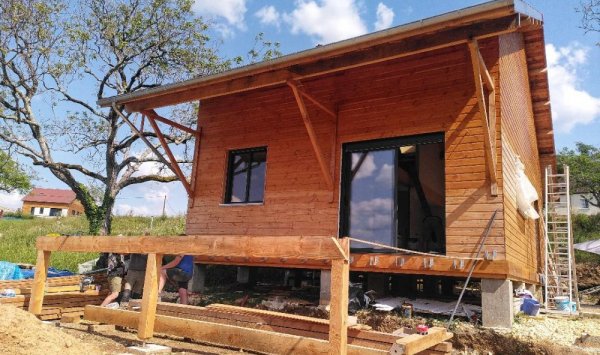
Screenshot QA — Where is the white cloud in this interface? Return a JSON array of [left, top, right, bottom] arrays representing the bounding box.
[[284, 0, 367, 44], [193, 0, 247, 31], [375, 163, 393, 185], [374, 3, 394, 31], [0, 191, 25, 211], [546, 43, 600, 133], [114, 181, 185, 216], [255, 5, 281, 27], [352, 153, 376, 179]]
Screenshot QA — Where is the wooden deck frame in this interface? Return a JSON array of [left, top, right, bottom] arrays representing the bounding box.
[[468, 40, 498, 196], [29, 235, 350, 354], [287, 80, 336, 191]]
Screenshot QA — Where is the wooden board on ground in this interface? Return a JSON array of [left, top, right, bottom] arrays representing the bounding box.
[[85, 305, 386, 355]]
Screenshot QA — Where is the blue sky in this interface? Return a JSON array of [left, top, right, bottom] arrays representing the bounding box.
[[1, 0, 599, 217]]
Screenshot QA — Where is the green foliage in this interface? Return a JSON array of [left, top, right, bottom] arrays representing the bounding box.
[[0, 150, 31, 193], [557, 143, 600, 207], [0, 215, 186, 271], [572, 213, 600, 263]]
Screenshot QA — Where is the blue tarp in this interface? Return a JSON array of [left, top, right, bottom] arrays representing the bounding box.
[[20, 267, 74, 279], [0, 261, 24, 280]]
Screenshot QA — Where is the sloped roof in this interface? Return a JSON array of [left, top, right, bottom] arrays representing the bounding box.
[[22, 188, 77, 205]]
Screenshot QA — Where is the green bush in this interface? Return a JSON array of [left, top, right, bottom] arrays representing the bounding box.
[[0, 215, 186, 271], [572, 213, 600, 264]]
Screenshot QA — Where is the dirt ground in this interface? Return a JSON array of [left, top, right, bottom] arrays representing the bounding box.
[[0, 304, 246, 355]]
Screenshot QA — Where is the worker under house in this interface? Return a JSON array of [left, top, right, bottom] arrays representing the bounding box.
[[96, 0, 554, 329]]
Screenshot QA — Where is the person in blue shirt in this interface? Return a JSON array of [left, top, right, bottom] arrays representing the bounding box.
[[158, 255, 193, 305]]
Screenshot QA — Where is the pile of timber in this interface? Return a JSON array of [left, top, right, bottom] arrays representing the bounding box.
[[96, 301, 452, 355], [0, 274, 108, 320]]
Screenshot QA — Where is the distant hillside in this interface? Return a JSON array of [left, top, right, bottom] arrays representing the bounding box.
[[0, 216, 186, 271]]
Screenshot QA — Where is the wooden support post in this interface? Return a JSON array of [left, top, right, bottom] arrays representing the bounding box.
[[329, 237, 350, 355], [28, 250, 50, 314], [467, 40, 498, 196], [138, 253, 163, 340], [288, 81, 334, 190]]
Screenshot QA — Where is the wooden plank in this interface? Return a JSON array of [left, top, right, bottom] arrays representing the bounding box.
[[138, 253, 162, 340], [142, 109, 199, 135], [288, 80, 334, 190], [28, 250, 50, 315], [329, 237, 350, 355], [35, 235, 346, 260], [84, 306, 387, 355], [146, 114, 193, 196], [391, 327, 452, 355]]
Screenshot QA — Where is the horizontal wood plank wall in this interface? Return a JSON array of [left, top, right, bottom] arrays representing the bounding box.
[[499, 32, 542, 283], [187, 38, 505, 263]]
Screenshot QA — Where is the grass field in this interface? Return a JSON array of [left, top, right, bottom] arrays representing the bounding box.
[[0, 216, 185, 271]]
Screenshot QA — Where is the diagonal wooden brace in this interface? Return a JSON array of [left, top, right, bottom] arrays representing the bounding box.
[[287, 80, 335, 190], [468, 40, 498, 196]]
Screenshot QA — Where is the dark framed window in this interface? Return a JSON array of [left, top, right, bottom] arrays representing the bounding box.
[[30, 207, 35, 215], [224, 147, 267, 204]]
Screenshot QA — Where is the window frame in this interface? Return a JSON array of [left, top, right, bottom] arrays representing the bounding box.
[[223, 146, 267, 204]]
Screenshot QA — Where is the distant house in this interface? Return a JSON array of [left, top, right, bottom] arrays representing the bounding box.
[[570, 193, 600, 215], [22, 188, 85, 217]]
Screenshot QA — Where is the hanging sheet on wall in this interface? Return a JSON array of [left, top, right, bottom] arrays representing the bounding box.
[[515, 157, 540, 220]]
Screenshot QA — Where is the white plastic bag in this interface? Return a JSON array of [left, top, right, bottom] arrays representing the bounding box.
[[515, 157, 540, 219]]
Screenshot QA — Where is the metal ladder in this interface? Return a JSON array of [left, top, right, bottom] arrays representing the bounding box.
[[544, 165, 579, 313]]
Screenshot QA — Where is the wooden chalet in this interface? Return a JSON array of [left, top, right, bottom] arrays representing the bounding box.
[[98, 0, 555, 328]]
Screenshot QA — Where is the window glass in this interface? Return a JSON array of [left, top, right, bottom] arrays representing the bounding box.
[[249, 151, 267, 202], [348, 150, 396, 249], [225, 147, 267, 204], [230, 154, 249, 203]]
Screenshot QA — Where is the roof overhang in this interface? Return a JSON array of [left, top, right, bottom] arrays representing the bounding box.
[[97, 0, 554, 168], [98, 0, 543, 112]]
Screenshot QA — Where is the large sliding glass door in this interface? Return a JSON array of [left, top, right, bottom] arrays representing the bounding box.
[[340, 133, 445, 254]]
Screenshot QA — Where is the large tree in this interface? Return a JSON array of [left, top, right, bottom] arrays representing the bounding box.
[[579, 0, 600, 45], [0, 150, 31, 193], [0, 0, 226, 234], [557, 143, 600, 208]]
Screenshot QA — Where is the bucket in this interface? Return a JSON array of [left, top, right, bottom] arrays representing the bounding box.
[[554, 296, 570, 311], [521, 298, 540, 316]]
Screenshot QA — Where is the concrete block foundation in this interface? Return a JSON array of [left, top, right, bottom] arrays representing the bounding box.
[[481, 279, 514, 328]]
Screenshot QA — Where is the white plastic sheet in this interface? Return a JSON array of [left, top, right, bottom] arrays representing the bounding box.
[[515, 157, 540, 219]]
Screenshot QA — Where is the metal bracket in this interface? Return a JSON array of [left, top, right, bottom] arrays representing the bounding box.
[[395, 257, 405, 267], [452, 259, 465, 269], [369, 256, 379, 266]]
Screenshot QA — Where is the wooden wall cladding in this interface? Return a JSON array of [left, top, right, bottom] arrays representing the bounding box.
[[499, 32, 543, 283], [187, 38, 508, 264]]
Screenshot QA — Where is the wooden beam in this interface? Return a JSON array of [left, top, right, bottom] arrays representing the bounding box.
[[84, 306, 386, 355], [138, 253, 162, 339], [390, 327, 452, 355], [468, 40, 498, 196], [123, 16, 520, 111], [329, 238, 350, 355], [477, 50, 495, 91], [287, 80, 336, 119], [112, 104, 181, 183], [28, 250, 50, 315], [145, 114, 193, 197], [142, 109, 199, 136], [35, 235, 346, 260], [288, 81, 334, 190]]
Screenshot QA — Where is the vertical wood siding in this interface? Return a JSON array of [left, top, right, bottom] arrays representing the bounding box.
[[499, 32, 543, 282]]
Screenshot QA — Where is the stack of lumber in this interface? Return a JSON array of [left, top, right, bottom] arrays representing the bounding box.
[[0, 274, 108, 320], [125, 301, 452, 354]]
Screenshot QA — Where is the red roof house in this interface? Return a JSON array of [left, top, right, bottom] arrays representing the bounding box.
[[22, 188, 84, 217]]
